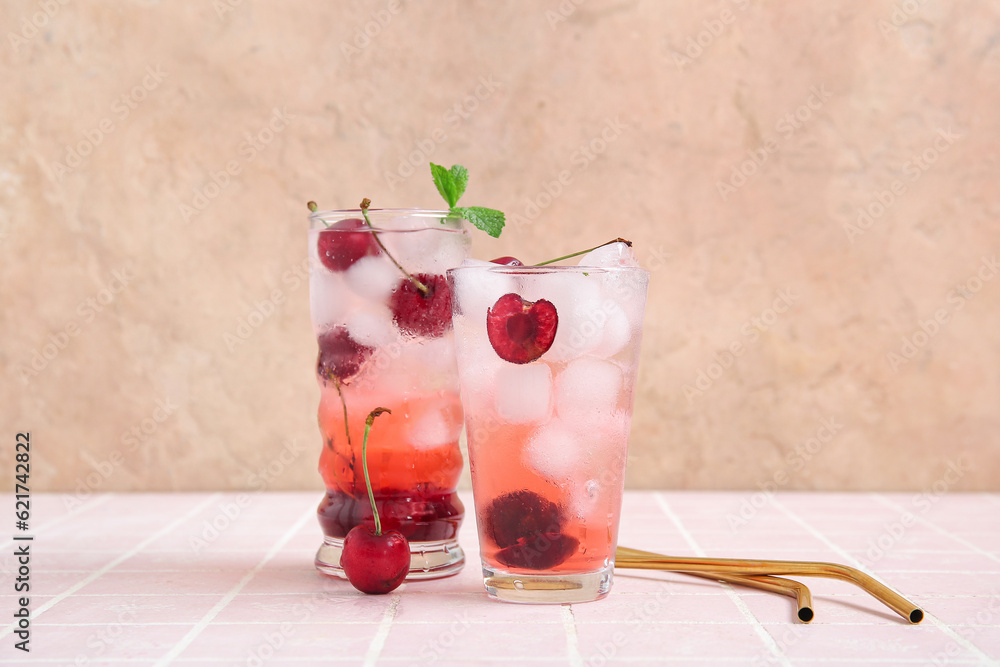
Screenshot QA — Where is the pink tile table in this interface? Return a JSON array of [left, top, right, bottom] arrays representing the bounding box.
[[1, 492, 997, 665]]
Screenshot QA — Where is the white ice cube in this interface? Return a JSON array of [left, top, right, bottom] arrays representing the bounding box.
[[451, 260, 516, 324], [523, 419, 586, 480], [494, 363, 552, 424], [409, 400, 463, 450], [344, 255, 401, 303], [555, 357, 623, 431], [309, 269, 349, 334], [380, 226, 467, 276], [578, 241, 640, 268], [345, 306, 397, 348], [522, 273, 605, 362], [589, 299, 632, 358]]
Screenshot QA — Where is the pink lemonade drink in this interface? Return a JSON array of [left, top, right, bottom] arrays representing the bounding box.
[[448, 244, 648, 603], [309, 208, 470, 580]]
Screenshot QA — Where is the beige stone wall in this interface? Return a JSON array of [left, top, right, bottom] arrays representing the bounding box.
[[2, 1, 998, 493]]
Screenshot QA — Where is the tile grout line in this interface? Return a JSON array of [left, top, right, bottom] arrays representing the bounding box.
[[870, 494, 1000, 565], [654, 493, 794, 667], [0, 493, 220, 640], [0, 493, 115, 552], [152, 504, 315, 666], [362, 593, 401, 667], [770, 495, 998, 665], [561, 604, 585, 667]]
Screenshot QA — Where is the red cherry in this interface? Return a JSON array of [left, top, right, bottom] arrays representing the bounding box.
[[317, 218, 381, 272], [484, 490, 577, 570], [490, 256, 524, 266], [317, 327, 373, 383], [486, 293, 558, 364], [341, 526, 410, 594], [389, 274, 453, 338]]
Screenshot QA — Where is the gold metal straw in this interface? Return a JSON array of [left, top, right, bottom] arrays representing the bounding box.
[[615, 546, 923, 624], [686, 571, 814, 623]]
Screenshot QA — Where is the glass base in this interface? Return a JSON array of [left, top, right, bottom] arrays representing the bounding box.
[[482, 562, 613, 604], [315, 536, 465, 581]]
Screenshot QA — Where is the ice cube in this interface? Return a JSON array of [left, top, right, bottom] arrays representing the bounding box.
[[309, 269, 349, 333], [344, 255, 401, 303], [451, 260, 516, 324], [523, 273, 606, 362], [345, 306, 397, 348], [578, 241, 640, 268], [380, 226, 467, 276], [523, 419, 586, 480], [590, 298, 631, 358], [409, 400, 463, 450], [555, 357, 623, 431], [494, 363, 552, 424]]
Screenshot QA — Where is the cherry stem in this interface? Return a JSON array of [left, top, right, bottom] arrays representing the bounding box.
[[362, 407, 392, 536], [360, 198, 429, 296], [532, 237, 633, 267]]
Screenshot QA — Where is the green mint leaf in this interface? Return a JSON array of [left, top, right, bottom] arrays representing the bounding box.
[[430, 162, 458, 208], [449, 164, 469, 204], [453, 206, 505, 238]]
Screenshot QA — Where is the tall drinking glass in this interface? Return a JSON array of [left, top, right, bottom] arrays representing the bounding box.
[[448, 261, 648, 602], [309, 209, 470, 579]]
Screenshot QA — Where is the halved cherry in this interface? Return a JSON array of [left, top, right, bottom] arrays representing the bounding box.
[[317, 326, 373, 383], [490, 256, 524, 266], [389, 274, 453, 338], [486, 293, 558, 364], [317, 218, 381, 272]]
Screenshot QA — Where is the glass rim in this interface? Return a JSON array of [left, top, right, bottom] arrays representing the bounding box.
[[309, 208, 465, 233], [446, 264, 649, 275]]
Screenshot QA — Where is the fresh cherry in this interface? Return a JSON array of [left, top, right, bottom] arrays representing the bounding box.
[[341, 526, 410, 594], [317, 327, 373, 383], [484, 490, 578, 570], [317, 218, 381, 272], [339, 408, 412, 594], [490, 256, 523, 266], [486, 293, 558, 364], [389, 273, 453, 338]]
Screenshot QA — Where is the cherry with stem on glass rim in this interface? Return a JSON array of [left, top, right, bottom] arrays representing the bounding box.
[[340, 408, 411, 594]]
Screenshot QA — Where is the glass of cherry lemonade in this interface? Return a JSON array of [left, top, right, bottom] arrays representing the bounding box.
[[309, 208, 470, 580], [448, 244, 648, 603]]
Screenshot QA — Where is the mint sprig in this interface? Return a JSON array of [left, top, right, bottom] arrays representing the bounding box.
[[430, 162, 505, 238]]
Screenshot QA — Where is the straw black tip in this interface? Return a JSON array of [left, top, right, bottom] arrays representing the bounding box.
[[910, 608, 923, 624], [798, 607, 814, 623]]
